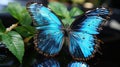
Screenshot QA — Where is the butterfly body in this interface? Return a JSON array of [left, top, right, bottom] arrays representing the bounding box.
[[27, 3, 111, 60]]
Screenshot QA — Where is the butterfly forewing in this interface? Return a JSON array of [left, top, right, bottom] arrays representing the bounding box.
[[69, 8, 110, 60], [27, 3, 64, 56]]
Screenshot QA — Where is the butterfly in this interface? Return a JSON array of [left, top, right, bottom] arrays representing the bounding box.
[[26, 2, 111, 61], [68, 61, 89, 67]]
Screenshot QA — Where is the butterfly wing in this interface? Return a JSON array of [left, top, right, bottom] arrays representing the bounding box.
[[68, 61, 89, 67], [35, 59, 60, 67], [69, 8, 110, 60], [27, 3, 64, 56]]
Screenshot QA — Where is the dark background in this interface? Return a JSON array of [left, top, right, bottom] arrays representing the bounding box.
[[0, 0, 120, 67]]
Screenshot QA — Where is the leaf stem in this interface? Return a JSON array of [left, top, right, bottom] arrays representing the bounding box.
[[24, 36, 33, 43], [5, 23, 18, 33]]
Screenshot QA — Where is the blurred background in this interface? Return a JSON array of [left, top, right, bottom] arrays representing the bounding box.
[[0, 0, 120, 67]]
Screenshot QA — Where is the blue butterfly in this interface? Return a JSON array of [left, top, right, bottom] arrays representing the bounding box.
[[27, 2, 111, 61], [68, 61, 89, 67]]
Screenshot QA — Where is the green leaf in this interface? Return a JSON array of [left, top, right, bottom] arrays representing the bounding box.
[[7, 2, 32, 26], [1, 31, 24, 63], [70, 7, 84, 17], [23, 25, 36, 34], [48, 2, 70, 18], [0, 20, 6, 32], [7, 2, 24, 20], [19, 8, 32, 26], [62, 18, 75, 26], [15, 26, 36, 37]]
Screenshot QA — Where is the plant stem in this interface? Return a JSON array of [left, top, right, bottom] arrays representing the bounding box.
[[5, 23, 18, 33], [24, 36, 33, 43]]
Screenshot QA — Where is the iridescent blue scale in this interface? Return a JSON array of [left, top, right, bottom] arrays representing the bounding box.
[[27, 2, 110, 60], [79, 16, 103, 34], [27, 3, 64, 55], [35, 59, 60, 67], [69, 32, 95, 58], [68, 61, 89, 67]]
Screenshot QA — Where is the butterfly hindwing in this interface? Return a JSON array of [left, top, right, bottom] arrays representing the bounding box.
[[35, 59, 60, 67], [68, 61, 89, 67], [69, 8, 110, 60], [69, 32, 96, 60], [27, 3, 64, 56]]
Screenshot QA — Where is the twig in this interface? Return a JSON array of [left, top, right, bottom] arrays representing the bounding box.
[[5, 23, 18, 33]]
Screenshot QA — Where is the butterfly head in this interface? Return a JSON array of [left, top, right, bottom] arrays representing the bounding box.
[[86, 7, 111, 19]]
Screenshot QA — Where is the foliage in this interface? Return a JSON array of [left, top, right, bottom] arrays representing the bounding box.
[[1, 31, 24, 63], [0, 2, 35, 63], [48, 2, 84, 27]]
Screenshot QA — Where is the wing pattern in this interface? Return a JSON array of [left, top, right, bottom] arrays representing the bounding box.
[[68, 61, 89, 67], [27, 3, 64, 56], [69, 8, 110, 60], [69, 32, 95, 59], [27, 2, 110, 60], [35, 59, 60, 67]]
